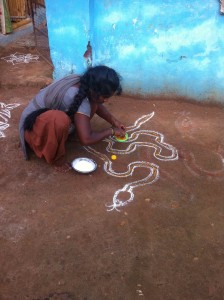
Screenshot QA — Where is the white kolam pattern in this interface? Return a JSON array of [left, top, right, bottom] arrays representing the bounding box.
[[84, 112, 178, 211]]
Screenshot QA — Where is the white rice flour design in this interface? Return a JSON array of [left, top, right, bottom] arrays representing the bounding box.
[[84, 112, 178, 211], [1, 52, 39, 65], [0, 102, 20, 138]]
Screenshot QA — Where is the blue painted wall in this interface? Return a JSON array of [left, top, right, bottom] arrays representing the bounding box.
[[45, 0, 224, 103], [45, 0, 90, 78]]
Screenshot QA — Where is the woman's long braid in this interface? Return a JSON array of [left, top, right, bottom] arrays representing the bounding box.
[[67, 75, 89, 119]]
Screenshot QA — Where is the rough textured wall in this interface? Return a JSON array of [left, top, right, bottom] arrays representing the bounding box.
[[45, 0, 90, 79], [92, 0, 224, 102], [46, 0, 224, 102]]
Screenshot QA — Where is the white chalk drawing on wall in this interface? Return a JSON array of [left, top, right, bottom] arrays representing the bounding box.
[[1, 52, 39, 65], [84, 112, 179, 211], [0, 102, 20, 138]]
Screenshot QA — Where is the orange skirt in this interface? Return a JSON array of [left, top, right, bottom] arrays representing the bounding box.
[[25, 110, 71, 164]]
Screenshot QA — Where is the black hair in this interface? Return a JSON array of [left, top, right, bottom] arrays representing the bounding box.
[[67, 65, 122, 119], [23, 108, 50, 131]]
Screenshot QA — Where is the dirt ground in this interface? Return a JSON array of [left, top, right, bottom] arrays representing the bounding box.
[[1, 33, 224, 300]]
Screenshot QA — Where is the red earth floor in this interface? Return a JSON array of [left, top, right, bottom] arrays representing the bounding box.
[[0, 36, 224, 300]]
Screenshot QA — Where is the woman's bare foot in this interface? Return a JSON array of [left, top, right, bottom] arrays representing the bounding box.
[[53, 157, 72, 173]]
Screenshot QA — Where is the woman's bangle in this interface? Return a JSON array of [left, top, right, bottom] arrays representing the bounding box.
[[111, 127, 115, 136]]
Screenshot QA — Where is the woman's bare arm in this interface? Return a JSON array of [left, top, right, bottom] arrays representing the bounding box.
[[74, 113, 113, 145], [74, 112, 126, 145], [96, 103, 126, 131]]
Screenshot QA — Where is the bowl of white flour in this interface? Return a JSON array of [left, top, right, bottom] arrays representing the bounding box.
[[71, 157, 97, 174]]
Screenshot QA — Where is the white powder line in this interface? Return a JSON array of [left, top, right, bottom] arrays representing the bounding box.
[[107, 163, 159, 211], [84, 145, 160, 211], [107, 130, 178, 161], [0, 122, 9, 138], [0, 102, 20, 138], [126, 112, 155, 132], [1, 52, 39, 65], [84, 112, 178, 211]]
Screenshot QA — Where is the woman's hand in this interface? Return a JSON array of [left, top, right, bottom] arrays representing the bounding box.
[[113, 127, 126, 137], [96, 104, 126, 131], [112, 119, 126, 132]]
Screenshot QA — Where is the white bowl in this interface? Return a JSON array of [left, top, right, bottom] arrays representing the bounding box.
[[71, 157, 97, 174]]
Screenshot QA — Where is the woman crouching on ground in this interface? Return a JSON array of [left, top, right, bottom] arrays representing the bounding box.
[[19, 65, 126, 171]]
